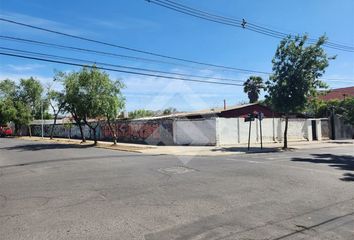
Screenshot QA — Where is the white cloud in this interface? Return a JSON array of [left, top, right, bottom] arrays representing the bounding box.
[[113, 68, 249, 111], [0, 57, 251, 111], [0, 11, 92, 36], [6, 63, 44, 72], [0, 72, 53, 87], [82, 17, 160, 31]]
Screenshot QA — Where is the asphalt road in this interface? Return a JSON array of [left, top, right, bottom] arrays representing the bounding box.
[[0, 138, 353, 240]]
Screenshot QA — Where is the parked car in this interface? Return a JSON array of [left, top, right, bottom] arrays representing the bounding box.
[[0, 125, 13, 137]]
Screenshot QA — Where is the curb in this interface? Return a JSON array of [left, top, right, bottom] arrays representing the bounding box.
[[14, 137, 148, 153]]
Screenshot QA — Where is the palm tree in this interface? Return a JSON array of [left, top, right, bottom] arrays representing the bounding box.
[[243, 76, 264, 103]]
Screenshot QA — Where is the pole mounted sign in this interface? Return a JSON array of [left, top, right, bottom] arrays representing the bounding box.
[[245, 111, 264, 150], [244, 113, 256, 122]]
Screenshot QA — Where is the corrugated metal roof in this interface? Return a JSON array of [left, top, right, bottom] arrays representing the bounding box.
[[135, 103, 259, 120]]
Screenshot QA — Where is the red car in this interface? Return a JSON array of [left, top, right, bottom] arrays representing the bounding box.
[[0, 125, 13, 137]]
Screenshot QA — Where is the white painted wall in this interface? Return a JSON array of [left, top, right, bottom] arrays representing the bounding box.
[[333, 115, 354, 139], [216, 118, 238, 145], [260, 119, 277, 143], [287, 119, 309, 141], [238, 118, 260, 144], [174, 119, 216, 145], [216, 117, 311, 146]]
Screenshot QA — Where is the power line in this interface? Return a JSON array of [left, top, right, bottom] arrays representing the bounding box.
[[0, 17, 271, 74], [0, 46, 246, 83], [0, 19, 351, 83], [0, 50, 244, 86], [0, 35, 197, 70], [147, 0, 354, 52], [150, 0, 354, 51], [0, 35, 265, 77], [1, 36, 352, 83]]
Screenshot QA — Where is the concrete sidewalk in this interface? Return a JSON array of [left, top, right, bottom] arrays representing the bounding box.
[[140, 139, 354, 156], [15, 136, 354, 156], [16, 136, 154, 153]]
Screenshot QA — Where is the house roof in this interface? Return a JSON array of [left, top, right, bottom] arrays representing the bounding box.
[[135, 103, 261, 120], [319, 86, 354, 101]]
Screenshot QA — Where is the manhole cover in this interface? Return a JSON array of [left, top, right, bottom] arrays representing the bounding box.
[[158, 166, 195, 174]]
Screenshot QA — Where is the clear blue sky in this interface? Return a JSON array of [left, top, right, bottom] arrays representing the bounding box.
[[1, 0, 353, 112]]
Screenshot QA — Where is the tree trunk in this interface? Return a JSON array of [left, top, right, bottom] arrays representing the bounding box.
[[92, 127, 97, 145], [78, 123, 86, 143], [50, 113, 58, 140], [28, 125, 32, 137], [71, 111, 86, 143], [107, 118, 117, 145], [283, 115, 289, 149], [14, 124, 19, 136], [83, 119, 99, 145]]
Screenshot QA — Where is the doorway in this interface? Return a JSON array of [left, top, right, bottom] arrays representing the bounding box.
[[311, 120, 318, 140]]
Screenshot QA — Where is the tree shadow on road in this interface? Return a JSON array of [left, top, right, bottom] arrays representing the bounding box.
[[0, 153, 163, 169], [341, 173, 354, 182], [292, 154, 354, 182], [0, 143, 95, 151], [212, 146, 282, 154]]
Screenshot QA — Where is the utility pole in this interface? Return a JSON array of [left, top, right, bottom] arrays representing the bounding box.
[[248, 120, 251, 151], [330, 107, 336, 140], [41, 101, 44, 138], [245, 113, 255, 151], [259, 112, 264, 149]]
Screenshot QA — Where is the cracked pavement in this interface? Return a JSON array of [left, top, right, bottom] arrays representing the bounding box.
[[0, 138, 353, 239]]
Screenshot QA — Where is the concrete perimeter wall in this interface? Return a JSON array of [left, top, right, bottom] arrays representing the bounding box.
[[173, 119, 216, 145], [216, 118, 311, 146], [28, 117, 336, 146], [100, 119, 174, 145], [29, 119, 174, 145], [31, 124, 91, 139], [333, 115, 354, 139]]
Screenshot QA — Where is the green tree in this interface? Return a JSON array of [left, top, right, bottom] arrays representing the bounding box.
[[0, 79, 33, 134], [340, 97, 354, 125], [305, 97, 354, 125], [12, 101, 32, 135], [266, 35, 333, 148], [129, 109, 154, 119], [63, 119, 73, 139], [243, 76, 264, 103], [305, 97, 338, 118], [101, 80, 125, 144], [59, 66, 125, 144], [0, 79, 17, 99], [0, 79, 17, 125], [18, 77, 46, 136], [57, 71, 87, 142], [162, 107, 177, 115], [47, 88, 67, 139], [18, 77, 44, 119], [0, 98, 17, 125]]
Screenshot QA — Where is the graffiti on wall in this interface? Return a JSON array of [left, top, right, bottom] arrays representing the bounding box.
[[100, 120, 174, 144], [101, 122, 160, 141], [30, 124, 93, 139], [29, 119, 174, 145]]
